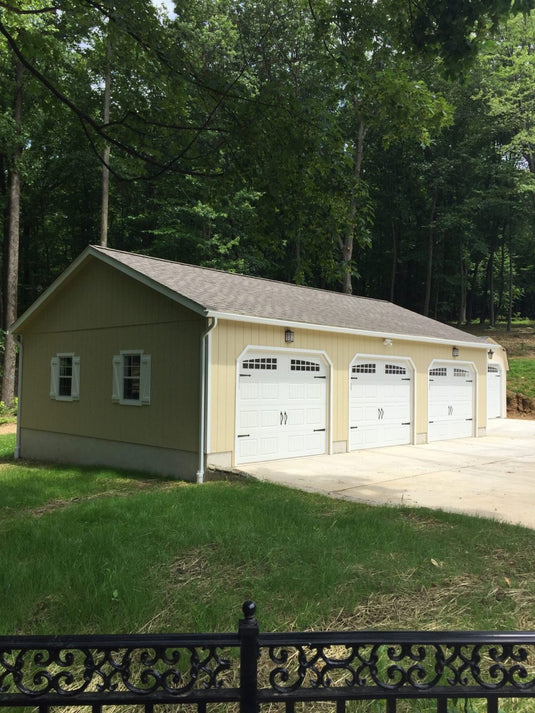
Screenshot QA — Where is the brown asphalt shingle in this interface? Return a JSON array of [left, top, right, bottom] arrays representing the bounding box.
[[95, 246, 484, 345]]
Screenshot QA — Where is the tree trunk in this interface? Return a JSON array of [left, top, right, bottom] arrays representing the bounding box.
[[0, 153, 8, 331], [507, 228, 513, 332], [100, 39, 111, 247], [497, 226, 506, 321], [488, 242, 495, 327], [2, 61, 24, 407], [390, 217, 398, 303], [466, 259, 480, 324], [458, 248, 467, 326], [341, 116, 366, 295], [423, 187, 437, 317]]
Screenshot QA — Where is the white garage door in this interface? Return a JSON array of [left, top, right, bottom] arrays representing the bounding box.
[[349, 359, 412, 450], [487, 364, 503, 419], [236, 351, 328, 464], [428, 363, 474, 441]]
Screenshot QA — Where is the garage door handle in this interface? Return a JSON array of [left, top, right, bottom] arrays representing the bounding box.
[[280, 412, 283, 425], [402, 422, 411, 425], [284, 412, 288, 424], [314, 428, 326, 432], [350, 426, 358, 429], [314, 375, 326, 379], [237, 434, 250, 438]]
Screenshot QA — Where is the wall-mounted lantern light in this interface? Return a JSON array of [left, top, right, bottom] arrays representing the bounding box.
[[285, 329, 295, 343], [488, 349, 494, 360], [383, 338, 392, 347], [452, 347, 459, 358]]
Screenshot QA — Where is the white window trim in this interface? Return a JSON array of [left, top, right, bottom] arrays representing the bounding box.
[[50, 353, 80, 402], [112, 350, 151, 406]]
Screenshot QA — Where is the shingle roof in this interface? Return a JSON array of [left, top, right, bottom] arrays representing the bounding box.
[[93, 246, 485, 346]]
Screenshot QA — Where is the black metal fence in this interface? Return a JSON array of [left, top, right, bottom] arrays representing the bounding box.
[[1, 601, 535, 712]]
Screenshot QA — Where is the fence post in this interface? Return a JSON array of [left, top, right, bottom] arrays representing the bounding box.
[[239, 600, 259, 713]]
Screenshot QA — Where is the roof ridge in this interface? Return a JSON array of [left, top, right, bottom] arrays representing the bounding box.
[[92, 245, 392, 306]]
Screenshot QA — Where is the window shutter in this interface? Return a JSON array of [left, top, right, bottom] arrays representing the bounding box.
[[50, 356, 59, 398], [140, 354, 151, 405], [72, 356, 81, 400], [112, 355, 122, 402]]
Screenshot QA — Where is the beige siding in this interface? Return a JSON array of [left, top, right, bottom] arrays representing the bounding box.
[[209, 320, 488, 461], [19, 258, 204, 453]]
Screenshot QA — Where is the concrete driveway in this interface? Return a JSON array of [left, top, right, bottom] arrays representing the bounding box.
[[242, 419, 535, 529]]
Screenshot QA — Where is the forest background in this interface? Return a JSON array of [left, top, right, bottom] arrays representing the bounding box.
[[2, 0, 535, 406]]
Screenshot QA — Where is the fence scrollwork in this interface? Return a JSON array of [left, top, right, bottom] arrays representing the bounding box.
[[1, 602, 535, 711]]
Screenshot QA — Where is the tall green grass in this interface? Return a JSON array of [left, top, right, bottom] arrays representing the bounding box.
[[1, 440, 534, 638], [508, 358, 535, 399]]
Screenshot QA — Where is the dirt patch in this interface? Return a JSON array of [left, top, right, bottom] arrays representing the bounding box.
[[0, 422, 16, 434], [507, 392, 535, 419], [27, 480, 184, 518]]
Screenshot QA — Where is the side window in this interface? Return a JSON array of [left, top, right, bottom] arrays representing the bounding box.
[[112, 351, 151, 405], [50, 354, 80, 401]]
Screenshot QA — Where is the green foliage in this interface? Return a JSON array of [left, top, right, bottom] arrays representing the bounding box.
[[0, 396, 17, 418], [1, 0, 535, 320]]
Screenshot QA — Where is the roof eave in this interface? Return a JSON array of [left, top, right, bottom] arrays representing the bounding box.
[[206, 310, 491, 349]]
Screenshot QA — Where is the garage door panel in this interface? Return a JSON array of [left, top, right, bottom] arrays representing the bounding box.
[[261, 409, 280, 427], [258, 437, 279, 458], [260, 383, 280, 399], [428, 363, 474, 441], [288, 409, 305, 426], [238, 409, 260, 429], [349, 359, 412, 450], [239, 382, 259, 400], [236, 351, 327, 464], [487, 366, 502, 419], [363, 385, 378, 398], [288, 383, 305, 399], [306, 407, 322, 424], [237, 437, 258, 459], [383, 424, 412, 445], [386, 404, 410, 421]]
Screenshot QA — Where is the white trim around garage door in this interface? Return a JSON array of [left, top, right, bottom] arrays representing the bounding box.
[[428, 359, 478, 442], [348, 354, 416, 450], [234, 346, 333, 465]]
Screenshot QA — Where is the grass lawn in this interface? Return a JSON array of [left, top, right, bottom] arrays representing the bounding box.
[[507, 358, 535, 400], [1, 434, 535, 641]]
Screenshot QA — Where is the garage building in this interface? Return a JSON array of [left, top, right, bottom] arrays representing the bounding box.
[[11, 246, 505, 481]]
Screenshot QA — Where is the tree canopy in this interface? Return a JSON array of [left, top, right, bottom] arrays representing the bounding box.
[[2, 0, 535, 397]]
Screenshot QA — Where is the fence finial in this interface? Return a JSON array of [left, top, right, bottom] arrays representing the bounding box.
[[242, 600, 256, 620]]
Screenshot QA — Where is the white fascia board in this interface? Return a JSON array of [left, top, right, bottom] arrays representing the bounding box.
[[11, 246, 207, 333], [207, 310, 490, 350]]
